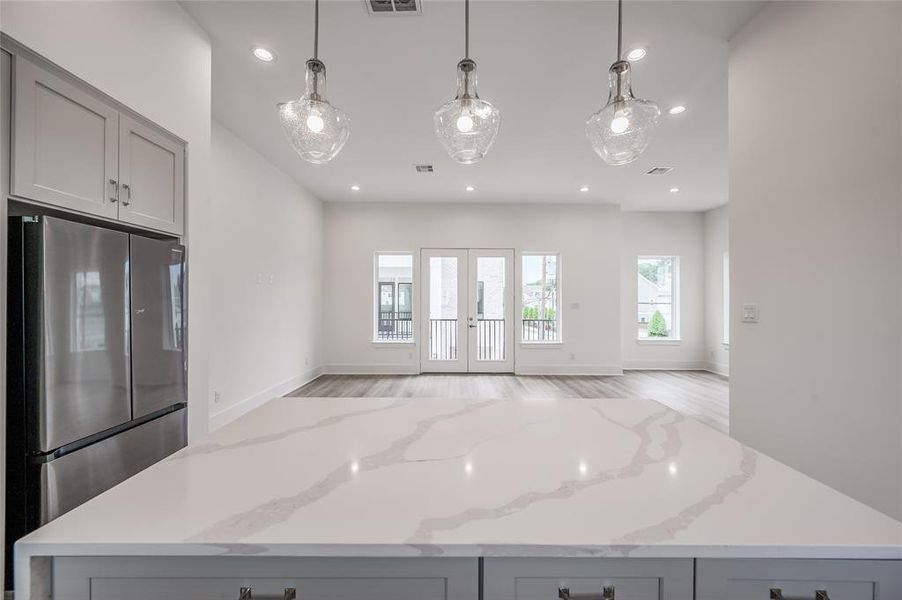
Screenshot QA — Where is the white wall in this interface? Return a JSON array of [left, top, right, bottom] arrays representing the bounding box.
[[323, 202, 622, 375], [0, 1, 212, 588], [621, 212, 706, 370], [208, 122, 323, 429], [730, 1, 902, 519], [704, 206, 729, 376], [1, 0, 214, 442]]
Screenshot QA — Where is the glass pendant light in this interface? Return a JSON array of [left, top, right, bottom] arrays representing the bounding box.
[[433, 0, 501, 165], [586, 0, 660, 166], [278, 0, 350, 164]]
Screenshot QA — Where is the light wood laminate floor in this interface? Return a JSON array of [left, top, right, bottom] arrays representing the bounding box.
[[289, 370, 729, 433]]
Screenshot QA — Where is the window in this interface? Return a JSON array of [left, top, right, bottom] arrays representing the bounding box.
[[521, 254, 560, 342], [722, 252, 730, 345], [637, 256, 679, 340], [375, 253, 413, 342]]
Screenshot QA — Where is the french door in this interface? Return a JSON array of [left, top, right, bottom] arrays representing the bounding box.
[[420, 249, 514, 373]]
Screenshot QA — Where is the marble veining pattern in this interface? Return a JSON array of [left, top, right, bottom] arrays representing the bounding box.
[[16, 395, 902, 581]]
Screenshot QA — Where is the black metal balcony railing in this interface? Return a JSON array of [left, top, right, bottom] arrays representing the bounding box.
[[377, 311, 412, 341], [477, 319, 505, 361], [522, 319, 558, 342], [429, 319, 458, 360]]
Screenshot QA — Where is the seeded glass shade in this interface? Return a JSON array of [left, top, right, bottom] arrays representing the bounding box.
[[434, 59, 501, 165], [586, 60, 660, 166], [278, 59, 350, 165]]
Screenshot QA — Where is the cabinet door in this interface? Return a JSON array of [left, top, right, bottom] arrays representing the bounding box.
[[484, 558, 694, 600], [12, 55, 119, 218], [118, 114, 185, 235], [696, 559, 902, 600]]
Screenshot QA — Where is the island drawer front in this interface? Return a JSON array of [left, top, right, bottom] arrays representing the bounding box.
[[695, 559, 902, 600], [52, 557, 478, 600], [483, 558, 694, 600], [90, 577, 444, 600]]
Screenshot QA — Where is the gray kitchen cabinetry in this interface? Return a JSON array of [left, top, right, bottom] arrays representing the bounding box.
[[52, 557, 478, 600], [483, 558, 694, 600], [10, 53, 184, 235], [695, 559, 902, 600]]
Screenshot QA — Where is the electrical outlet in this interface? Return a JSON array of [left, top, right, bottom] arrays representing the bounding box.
[[570, 353, 576, 360], [742, 303, 759, 323], [213, 391, 221, 404], [305, 357, 310, 367], [256, 273, 264, 284], [268, 274, 275, 285]]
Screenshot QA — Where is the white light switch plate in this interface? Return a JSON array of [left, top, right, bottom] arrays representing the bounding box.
[[742, 303, 759, 323]]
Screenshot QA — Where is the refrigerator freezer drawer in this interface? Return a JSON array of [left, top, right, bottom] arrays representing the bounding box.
[[38, 407, 186, 524]]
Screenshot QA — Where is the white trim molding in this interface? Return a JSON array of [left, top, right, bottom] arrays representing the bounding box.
[[209, 367, 323, 431], [622, 359, 708, 371], [705, 361, 730, 377], [515, 364, 623, 376], [323, 363, 420, 375]]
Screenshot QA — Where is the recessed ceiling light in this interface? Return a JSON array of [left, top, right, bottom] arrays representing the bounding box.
[[350, 184, 360, 191], [626, 47, 647, 61], [579, 186, 589, 192], [465, 185, 475, 192], [670, 187, 680, 193], [668, 105, 686, 115], [252, 47, 276, 62]]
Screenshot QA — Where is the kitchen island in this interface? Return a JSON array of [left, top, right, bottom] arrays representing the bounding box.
[[15, 396, 902, 599]]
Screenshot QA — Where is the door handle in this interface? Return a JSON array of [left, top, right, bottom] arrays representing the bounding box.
[[239, 588, 296, 600], [770, 590, 829, 600], [558, 586, 615, 600], [121, 183, 132, 206], [108, 179, 119, 203]]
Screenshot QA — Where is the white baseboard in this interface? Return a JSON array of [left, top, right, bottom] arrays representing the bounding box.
[[209, 367, 323, 431], [322, 363, 420, 375], [623, 359, 709, 371], [515, 364, 623, 376], [704, 361, 730, 377]]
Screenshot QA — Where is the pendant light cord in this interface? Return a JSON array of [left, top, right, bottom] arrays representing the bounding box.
[[465, 0, 470, 60], [313, 0, 320, 60], [617, 0, 623, 60]]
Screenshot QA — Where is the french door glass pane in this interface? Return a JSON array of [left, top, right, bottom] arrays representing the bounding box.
[[428, 257, 458, 360], [476, 256, 505, 361]]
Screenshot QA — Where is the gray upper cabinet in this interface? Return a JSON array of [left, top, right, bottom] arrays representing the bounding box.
[[118, 115, 184, 234], [12, 55, 119, 219], [9, 53, 185, 235]]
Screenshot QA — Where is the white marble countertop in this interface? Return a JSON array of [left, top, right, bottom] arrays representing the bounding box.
[[16, 395, 902, 584]]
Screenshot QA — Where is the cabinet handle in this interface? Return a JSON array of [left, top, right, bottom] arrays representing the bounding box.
[[558, 586, 615, 600], [238, 587, 296, 600], [121, 183, 132, 206], [108, 179, 119, 203], [770, 589, 829, 600]]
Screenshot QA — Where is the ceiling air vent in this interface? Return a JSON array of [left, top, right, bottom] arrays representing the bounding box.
[[366, 0, 421, 15], [414, 164, 434, 173], [645, 167, 674, 176]]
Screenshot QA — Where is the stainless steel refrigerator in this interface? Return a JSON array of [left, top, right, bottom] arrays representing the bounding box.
[[5, 215, 187, 586]]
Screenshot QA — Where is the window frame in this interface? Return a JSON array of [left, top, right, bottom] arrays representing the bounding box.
[[636, 255, 680, 343], [373, 251, 416, 344], [518, 252, 562, 345]]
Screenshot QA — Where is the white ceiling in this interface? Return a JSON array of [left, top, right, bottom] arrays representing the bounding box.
[[183, 0, 764, 210]]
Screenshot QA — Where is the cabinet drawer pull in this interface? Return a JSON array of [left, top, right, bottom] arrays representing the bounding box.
[[558, 586, 615, 600], [239, 587, 297, 600], [109, 179, 119, 202], [770, 589, 829, 600]]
